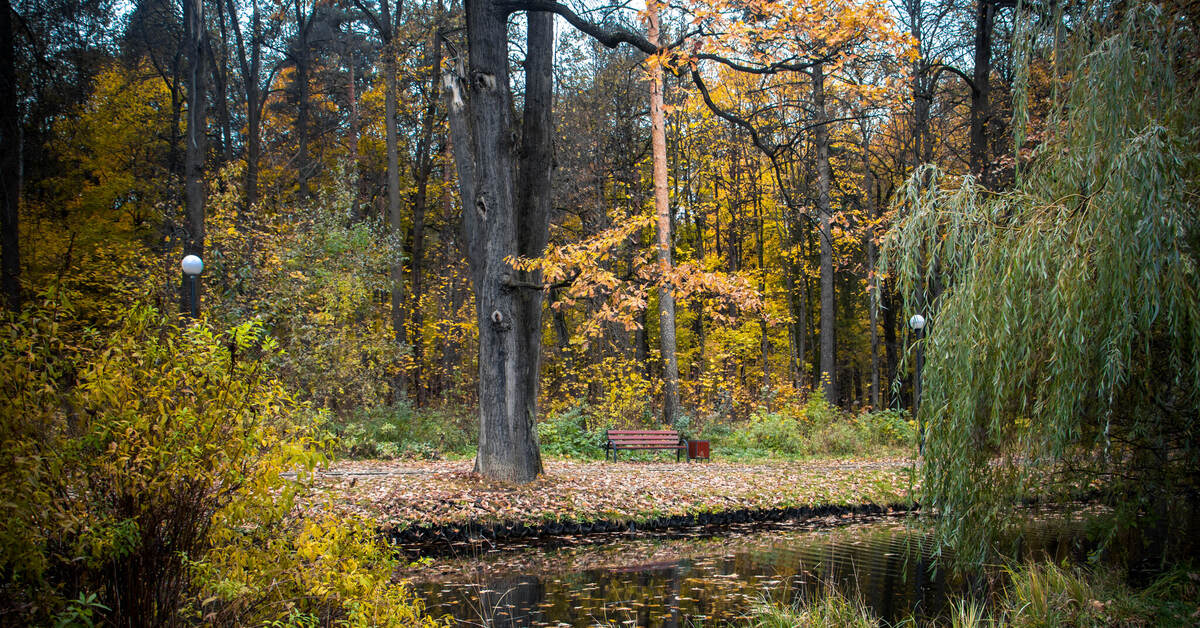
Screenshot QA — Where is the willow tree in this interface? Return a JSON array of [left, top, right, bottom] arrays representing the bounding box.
[[880, 5, 1199, 565]]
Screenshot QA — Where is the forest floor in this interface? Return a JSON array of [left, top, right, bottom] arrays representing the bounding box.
[[310, 458, 916, 533]]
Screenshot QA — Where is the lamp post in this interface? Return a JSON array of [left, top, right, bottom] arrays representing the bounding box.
[[909, 313, 926, 455], [181, 254, 203, 318]]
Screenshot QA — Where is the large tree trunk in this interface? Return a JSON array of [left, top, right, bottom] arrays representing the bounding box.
[[183, 0, 207, 285], [0, 0, 19, 310], [813, 63, 837, 401], [447, 0, 553, 483], [648, 0, 679, 425]]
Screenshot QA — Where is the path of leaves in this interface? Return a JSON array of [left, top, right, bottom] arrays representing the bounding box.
[[314, 458, 916, 531]]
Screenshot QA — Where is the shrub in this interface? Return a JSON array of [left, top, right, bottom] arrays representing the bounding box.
[[537, 406, 605, 459], [854, 408, 916, 449], [730, 411, 806, 454], [332, 402, 475, 459], [0, 299, 440, 625], [711, 388, 916, 459]]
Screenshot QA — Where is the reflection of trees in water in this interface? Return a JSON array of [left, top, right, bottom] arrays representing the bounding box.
[[417, 515, 1091, 626]]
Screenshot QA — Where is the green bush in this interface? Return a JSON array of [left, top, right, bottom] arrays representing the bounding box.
[[709, 388, 916, 459], [332, 402, 475, 459], [537, 406, 606, 459], [854, 408, 916, 448], [0, 299, 442, 625]]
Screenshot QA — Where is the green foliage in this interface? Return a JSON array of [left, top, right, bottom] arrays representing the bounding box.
[[993, 562, 1200, 628], [332, 402, 475, 459], [52, 592, 110, 628], [192, 508, 445, 626], [879, 6, 1200, 565], [204, 167, 403, 418], [716, 388, 914, 458], [537, 406, 606, 459], [0, 299, 439, 625]]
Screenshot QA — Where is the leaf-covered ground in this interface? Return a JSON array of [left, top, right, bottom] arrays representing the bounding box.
[[311, 458, 916, 531]]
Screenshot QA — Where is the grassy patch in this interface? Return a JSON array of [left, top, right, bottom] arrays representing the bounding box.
[[744, 562, 1200, 627]]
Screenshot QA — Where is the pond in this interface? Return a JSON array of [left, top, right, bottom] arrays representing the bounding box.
[[399, 509, 1099, 627]]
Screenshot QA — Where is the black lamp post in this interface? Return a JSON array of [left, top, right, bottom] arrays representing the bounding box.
[[909, 313, 926, 455], [181, 254, 203, 318]]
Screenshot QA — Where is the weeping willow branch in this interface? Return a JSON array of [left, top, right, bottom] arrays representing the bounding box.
[[876, 4, 1200, 567]]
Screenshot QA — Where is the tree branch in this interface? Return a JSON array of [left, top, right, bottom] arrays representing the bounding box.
[[928, 62, 977, 95], [496, 0, 658, 54], [694, 52, 834, 75], [688, 69, 778, 158]]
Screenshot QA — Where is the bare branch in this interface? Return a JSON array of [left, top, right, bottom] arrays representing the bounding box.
[[496, 0, 658, 54]]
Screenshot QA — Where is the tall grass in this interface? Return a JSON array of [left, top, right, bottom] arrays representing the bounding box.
[[744, 562, 1199, 627]]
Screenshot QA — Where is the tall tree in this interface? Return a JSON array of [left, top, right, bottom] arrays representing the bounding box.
[[353, 0, 408, 397], [444, 1, 555, 482], [225, 0, 282, 211], [182, 0, 207, 274], [812, 61, 837, 400], [646, 0, 679, 424], [408, 5, 443, 405]]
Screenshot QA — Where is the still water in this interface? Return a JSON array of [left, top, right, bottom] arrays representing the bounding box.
[[401, 510, 1095, 627]]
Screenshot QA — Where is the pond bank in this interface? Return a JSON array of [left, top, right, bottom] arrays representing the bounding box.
[[399, 509, 1102, 626], [314, 458, 915, 547]]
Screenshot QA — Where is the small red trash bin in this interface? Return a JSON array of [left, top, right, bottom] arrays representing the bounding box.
[[687, 440, 710, 462]]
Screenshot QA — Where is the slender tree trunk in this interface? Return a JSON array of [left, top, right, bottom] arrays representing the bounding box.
[[348, 58, 362, 221], [813, 63, 837, 400], [295, 53, 310, 200], [867, 233, 881, 409], [207, 18, 232, 164], [692, 192, 707, 380], [409, 29, 442, 406], [648, 0, 679, 425], [756, 172, 768, 393], [183, 0, 207, 297], [382, 1, 408, 398], [0, 0, 19, 310], [882, 279, 899, 406], [446, 0, 552, 483]]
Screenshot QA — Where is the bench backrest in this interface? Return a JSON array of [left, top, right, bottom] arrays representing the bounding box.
[[605, 429, 683, 447]]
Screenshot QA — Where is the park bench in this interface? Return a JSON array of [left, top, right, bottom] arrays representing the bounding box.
[[603, 429, 687, 461]]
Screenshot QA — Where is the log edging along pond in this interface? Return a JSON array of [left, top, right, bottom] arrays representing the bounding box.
[[382, 501, 917, 552]]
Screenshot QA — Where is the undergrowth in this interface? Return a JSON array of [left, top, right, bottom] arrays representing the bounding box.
[[335, 387, 916, 462], [745, 562, 1200, 627]]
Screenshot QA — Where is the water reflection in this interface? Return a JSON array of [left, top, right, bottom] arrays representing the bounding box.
[[403, 512, 1092, 627]]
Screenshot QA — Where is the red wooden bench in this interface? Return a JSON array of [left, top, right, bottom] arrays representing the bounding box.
[[604, 429, 687, 461]]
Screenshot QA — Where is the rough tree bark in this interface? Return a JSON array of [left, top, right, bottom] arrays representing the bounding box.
[[445, 1, 554, 483], [647, 0, 679, 425]]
